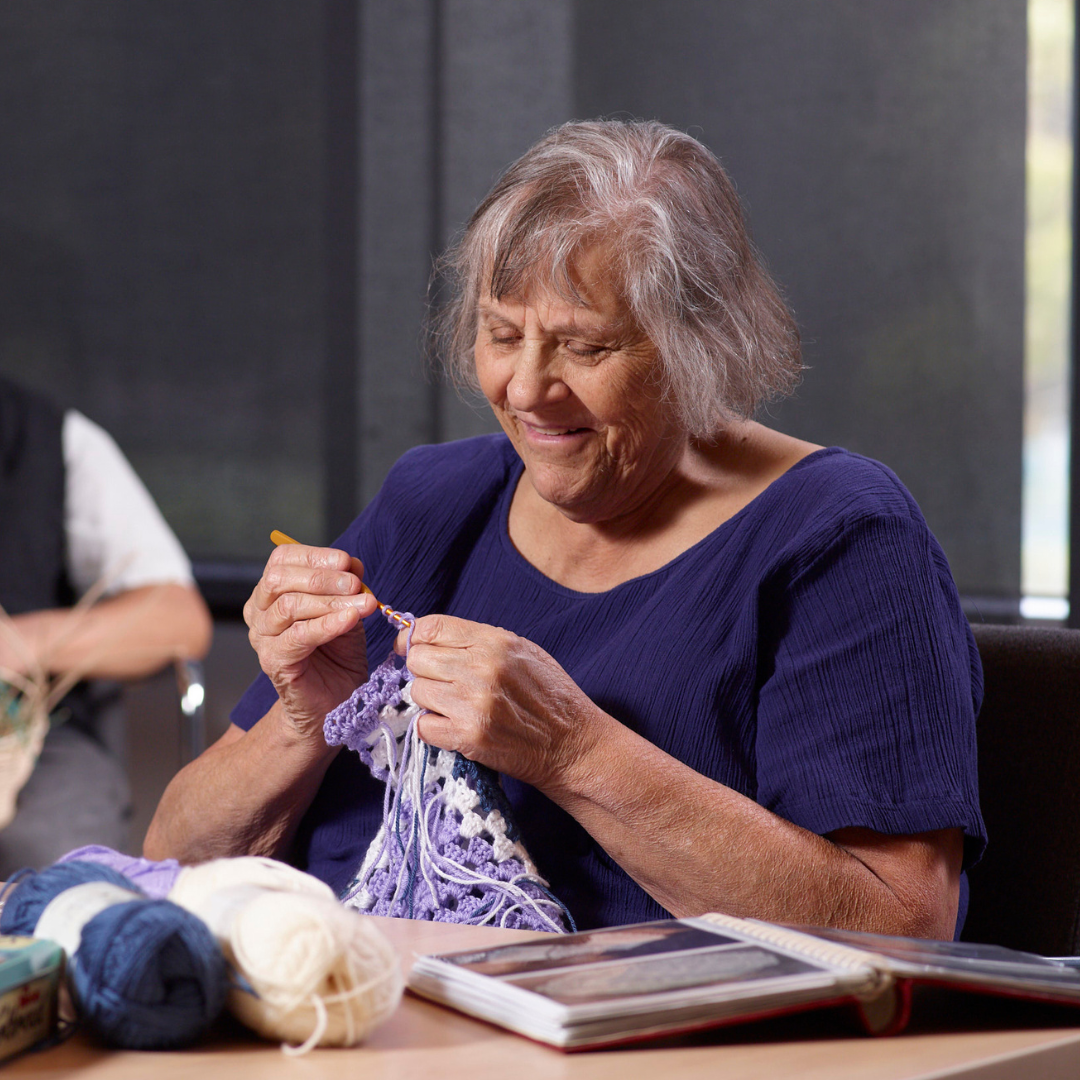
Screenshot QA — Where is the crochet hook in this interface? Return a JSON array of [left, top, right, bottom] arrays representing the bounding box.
[[270, 530, 413, 628]]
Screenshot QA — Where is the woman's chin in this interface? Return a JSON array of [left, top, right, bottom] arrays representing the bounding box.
[[526, 477, 612, 523]]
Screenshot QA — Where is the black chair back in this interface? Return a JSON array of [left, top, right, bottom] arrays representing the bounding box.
[[962, 623, 1080, 956]]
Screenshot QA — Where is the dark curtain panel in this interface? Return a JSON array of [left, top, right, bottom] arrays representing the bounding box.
[[0, 0, 1027, 606], [0, 1, 327, 561], [575, 0, 1027, 600]]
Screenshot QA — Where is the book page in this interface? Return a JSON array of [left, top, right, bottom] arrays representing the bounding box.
[[410, 918, 888, 1047], [805, 927, 1080, 988], [420, 919, 865, 1014], [439, 922, 743, 978]]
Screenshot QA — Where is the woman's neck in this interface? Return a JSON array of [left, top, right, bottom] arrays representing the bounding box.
[[506, 421, 822, 593]]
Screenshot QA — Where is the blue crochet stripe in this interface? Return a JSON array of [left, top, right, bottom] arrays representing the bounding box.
[[451, 755, 521, 842]]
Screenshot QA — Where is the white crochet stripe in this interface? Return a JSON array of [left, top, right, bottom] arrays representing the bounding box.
[[341, 714, 566, 932], [370, 700, 538, 869]]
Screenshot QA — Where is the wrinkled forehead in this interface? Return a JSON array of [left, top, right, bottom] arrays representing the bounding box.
[[482, 236, 629, 317], [478, 247, 636, 337]]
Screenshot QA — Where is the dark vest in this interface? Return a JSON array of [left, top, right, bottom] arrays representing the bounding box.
[[0, 378, 70, 615], [0, 380, 111, 736]]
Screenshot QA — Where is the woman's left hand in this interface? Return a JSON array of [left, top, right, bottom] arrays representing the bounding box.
[[395, 614, 604, 791], [396, 615, 962, 939]]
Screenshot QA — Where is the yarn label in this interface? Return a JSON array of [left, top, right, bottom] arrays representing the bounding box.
[[34, 882, 141, 957]]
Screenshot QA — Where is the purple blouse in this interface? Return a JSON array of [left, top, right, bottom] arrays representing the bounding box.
[[232, 435, 985, 932]]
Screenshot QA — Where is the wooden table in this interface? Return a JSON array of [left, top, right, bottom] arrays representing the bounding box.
[[9, 916, 1080, 1079]]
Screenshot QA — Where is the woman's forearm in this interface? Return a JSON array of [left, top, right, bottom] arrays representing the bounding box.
[[147, 540, 375, 865], [1, 583, 212, 682], [143, 706, 339, 864], [545, 711, 961, 939], [400, 615, 960, 938]]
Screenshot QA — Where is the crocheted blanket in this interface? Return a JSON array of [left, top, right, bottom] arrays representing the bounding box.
[[324, 626, 572, 933]]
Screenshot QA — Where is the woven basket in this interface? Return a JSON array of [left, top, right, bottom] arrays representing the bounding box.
[[0, 711, 48, 830]]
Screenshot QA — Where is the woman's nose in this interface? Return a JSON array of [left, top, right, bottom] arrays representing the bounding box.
[[506, 341, 568, 410]]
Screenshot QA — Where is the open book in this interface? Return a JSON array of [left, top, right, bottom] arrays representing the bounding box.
[[408, 913, 1080, 1050]]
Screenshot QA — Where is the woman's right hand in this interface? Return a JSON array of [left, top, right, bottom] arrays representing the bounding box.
[[243, 543, 377, 739]]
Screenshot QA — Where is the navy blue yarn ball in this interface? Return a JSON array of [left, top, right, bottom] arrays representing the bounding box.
[[0, 860, 134, 932], [1, 861, 227, 1049]]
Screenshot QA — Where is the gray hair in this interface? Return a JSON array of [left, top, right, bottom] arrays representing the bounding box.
[[430, 119, 802, 439]]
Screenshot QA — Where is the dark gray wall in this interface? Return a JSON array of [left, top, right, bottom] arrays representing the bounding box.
[[0, 1, 327, 560], [0, 0, 1027, 600], [355, 0, 572, 505], [576, 0, 1027, 597]]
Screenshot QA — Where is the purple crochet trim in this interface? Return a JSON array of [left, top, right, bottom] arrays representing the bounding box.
[[324, 612, 572, 933], [58, 845, 182, 898], [323, 652, 415, 773]]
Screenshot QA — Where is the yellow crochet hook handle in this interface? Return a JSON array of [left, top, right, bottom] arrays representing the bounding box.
[[270, 530, 412, 628]]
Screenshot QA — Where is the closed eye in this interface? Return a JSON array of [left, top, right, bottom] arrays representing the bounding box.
[[565, 340, 609, 359]]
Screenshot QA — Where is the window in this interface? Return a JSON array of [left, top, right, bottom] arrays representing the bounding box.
[[1022, 0, 1073, 621]]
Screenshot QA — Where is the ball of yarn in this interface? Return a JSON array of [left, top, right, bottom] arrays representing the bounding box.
[[1, 860, 227, 1049], [0, 859, 135, 929], [169, 858, 403, 1054], [58, 844, 183, 899], [169, 855, 335, 910], [228, 892, 403, 1053]]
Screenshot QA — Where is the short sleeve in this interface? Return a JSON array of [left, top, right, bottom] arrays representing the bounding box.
[[755, 513, 986, 868], [63, 410, 194, 597], [230, 671, 279, 731]]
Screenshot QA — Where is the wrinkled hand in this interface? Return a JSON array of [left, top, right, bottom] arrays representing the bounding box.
[[395, 615, 604, 791], [244, 544, 377, 738]]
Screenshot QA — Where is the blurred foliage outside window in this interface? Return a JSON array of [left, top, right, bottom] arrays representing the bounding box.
[[1023, 0, 1073, 606]]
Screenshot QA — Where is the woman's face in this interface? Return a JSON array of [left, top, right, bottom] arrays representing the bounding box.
[[474, 253, 686, 525]]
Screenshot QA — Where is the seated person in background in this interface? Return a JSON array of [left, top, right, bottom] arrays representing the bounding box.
[[0, 376, 211, 875], [146, 119, 985, 939]]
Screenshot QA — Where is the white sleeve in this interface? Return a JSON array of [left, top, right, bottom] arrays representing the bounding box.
[[63, 410, 195, 598]]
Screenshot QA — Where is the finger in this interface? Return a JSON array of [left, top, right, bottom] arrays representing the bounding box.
[[272, 606, 363, 665], [253, 588, 376, 638], [267, 542, 358, 573], [408, 673, 454, 716], [286, 547, 367, 590], [252, 555, 366, 612], [393, 613, 488, 655], [408, 672, 491, 730], [413, 702, 501, 769], [414, 709, 466, 755], [400, 640, 480, 685]]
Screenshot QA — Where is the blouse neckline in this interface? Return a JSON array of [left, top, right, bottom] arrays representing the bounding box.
[[495, 442, 845, 600]]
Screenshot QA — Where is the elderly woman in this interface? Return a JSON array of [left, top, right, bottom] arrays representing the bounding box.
[[147, 120, 984, 939]]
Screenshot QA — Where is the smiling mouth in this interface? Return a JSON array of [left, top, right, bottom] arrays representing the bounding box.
[[520, 421, 590, 437]]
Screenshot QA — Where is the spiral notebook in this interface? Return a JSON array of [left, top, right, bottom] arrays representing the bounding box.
[[408, 912, 1080, 1050]]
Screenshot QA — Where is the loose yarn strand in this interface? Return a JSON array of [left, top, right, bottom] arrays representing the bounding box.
[[388, 712, 565, 929], [406, 728, 568, 931], [281, 995, 328, 1058], [324, 606, 574, 932]]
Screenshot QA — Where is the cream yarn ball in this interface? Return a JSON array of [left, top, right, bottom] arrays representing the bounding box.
[[169, 857, 403, 1054]]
